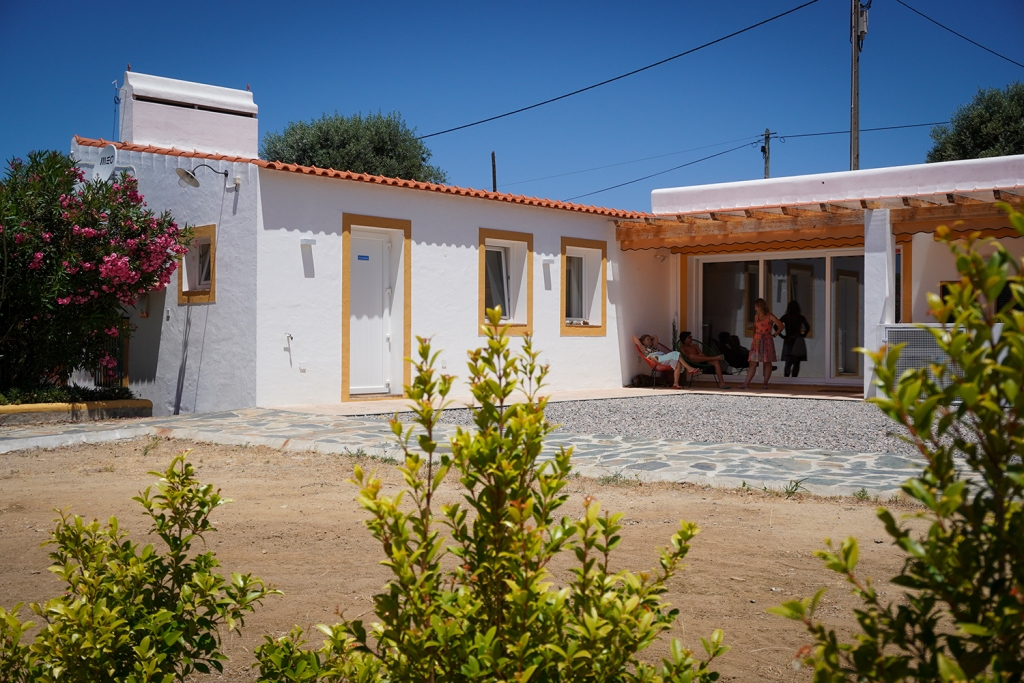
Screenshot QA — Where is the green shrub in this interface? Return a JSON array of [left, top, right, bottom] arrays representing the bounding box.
[[0, 383, 133, 405], [254, 309, 728, 682], [772, 206, 1024, 681], [0, 454, 275, 682], [0, 151, 189, 391]]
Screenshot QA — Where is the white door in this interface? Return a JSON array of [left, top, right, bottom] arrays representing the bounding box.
[[350, 231, 391, 394]]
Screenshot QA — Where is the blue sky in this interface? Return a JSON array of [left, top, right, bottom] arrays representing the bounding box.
[[1, 0, 1022, 212]]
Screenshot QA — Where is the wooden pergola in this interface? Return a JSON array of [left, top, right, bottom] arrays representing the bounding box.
[[615, 188, 1023, 253]]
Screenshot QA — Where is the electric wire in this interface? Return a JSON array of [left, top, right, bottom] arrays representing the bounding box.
[[778, 121, 948, 140], [417, 0, 821, 140], [895, 0, 1024, 70], [501, 134, 763, 188], [564, 121, 947, 202], [564, 142, 754, 201]]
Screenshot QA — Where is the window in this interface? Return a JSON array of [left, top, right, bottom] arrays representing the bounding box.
[[478, 228, 532, 334], [178, 224, 216, 304], [484, 247, 511, 318], [560, 237, 606, 336]]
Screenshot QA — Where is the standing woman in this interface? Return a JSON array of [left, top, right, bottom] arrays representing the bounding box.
[[740, 298, 784, 389], [779, 300, 810, 377]]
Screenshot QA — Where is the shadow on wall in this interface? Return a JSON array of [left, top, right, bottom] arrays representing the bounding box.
[[128, 288, 166, 383]]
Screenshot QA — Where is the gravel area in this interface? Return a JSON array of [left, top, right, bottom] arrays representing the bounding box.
[[390, 394, 916, 455]]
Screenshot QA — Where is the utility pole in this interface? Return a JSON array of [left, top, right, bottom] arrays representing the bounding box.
[[491, 151, 497, 192], [761, 128, 772, 179], [851, 0, 870, 170]]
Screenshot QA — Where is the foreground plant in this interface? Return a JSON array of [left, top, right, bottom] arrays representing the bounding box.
[[773, 206, 1024, 681], [0, 454, 275, 682], [254, 308, 727, 682]]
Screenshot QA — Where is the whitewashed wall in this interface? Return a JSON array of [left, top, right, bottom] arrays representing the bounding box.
[[910, 232, 1024, 322], [255, 169, 669, 406], [71, 142, 259, 415]]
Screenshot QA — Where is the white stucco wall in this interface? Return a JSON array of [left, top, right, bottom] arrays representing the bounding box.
[[71, 142, 259, 416], [255, 169, 667, 406], [911, 232, 1024, 322], [120, 72, 259, 157]]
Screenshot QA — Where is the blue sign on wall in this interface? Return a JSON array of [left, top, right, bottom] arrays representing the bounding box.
[[357, 255, 369, 261]]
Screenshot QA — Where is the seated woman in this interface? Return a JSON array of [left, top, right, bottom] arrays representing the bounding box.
[[634, 334, 699, 390], [679, 331, 730, 389]]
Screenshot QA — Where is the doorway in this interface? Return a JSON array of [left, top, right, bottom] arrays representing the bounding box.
[[342, 214, 411, 400]]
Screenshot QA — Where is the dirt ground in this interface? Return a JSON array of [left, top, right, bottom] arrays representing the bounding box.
[[0, 437, 923, 681]]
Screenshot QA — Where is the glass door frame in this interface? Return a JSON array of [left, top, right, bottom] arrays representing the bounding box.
[[692, 247, 864, 386]]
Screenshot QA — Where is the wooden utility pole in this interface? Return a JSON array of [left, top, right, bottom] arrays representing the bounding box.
[[491, 151, 497, 192], [851, 0, 869, 170], [761, 128, 772, 179]]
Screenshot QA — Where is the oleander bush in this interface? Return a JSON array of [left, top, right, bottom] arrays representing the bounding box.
[[0, 454, 275, 682], [0, 150, 189, 392], [773, 205, 1024, 682], [0, 384, 133, 405], [253, 308, 728, 683]]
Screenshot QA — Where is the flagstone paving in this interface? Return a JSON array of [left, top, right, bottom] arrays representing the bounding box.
[[0, 408, 937, 496]]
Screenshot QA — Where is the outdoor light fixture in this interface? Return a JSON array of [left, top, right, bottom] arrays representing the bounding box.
[[176, 163, 228, 188]]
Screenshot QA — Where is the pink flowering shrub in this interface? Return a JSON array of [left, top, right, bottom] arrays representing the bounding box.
[[0, 150, 190, 390]]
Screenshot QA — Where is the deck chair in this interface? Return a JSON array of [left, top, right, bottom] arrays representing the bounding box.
[[635, 340, 675, 388], [677, 339, 725, 388]]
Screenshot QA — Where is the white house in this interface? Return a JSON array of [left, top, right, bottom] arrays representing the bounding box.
[[72, 72, 672, 415], [71, 72, 1024, 413]]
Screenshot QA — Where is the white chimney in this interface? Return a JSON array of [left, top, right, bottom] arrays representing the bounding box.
[[119, 72, 258, 157]]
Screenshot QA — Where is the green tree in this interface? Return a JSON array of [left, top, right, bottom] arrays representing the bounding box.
[[927, 82, 1024, 162], [0, 454, 276, 682], [253, 310, 728, 683], [772, 205, 1024, 682], [260, 111, 448, 184]]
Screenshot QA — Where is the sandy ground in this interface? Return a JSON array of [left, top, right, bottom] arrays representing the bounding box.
[[0, 437, 922, 681]]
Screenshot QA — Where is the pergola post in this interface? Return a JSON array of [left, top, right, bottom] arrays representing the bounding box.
[[863, 208, 894, 398]]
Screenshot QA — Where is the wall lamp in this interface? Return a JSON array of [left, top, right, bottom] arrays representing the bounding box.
[[176, 163, 228, 188]]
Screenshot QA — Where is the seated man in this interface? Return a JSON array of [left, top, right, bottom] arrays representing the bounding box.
[[679, 331, 730, 389], [717, 331, 749, 370], [634, 334, 699, 389]]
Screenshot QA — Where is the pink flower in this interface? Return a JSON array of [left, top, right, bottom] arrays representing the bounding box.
[[41, 232, 52, 242], [56, 297, 71, 305], [28, 252, 44, 270], [105, 327, 119, 337], [14, 234, 24, 245]]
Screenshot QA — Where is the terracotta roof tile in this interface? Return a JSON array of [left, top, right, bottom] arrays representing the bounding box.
[[73, 136, 649, 220]]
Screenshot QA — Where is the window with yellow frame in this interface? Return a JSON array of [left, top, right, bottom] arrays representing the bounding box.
[[178, 224, 216, 304], [560, 237, 606, 336]]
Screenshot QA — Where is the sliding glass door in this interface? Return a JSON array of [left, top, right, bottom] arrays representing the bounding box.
[[697, 251, 864, 384]]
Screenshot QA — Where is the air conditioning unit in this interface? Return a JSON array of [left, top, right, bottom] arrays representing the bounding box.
[[879, 324, 962, 385]]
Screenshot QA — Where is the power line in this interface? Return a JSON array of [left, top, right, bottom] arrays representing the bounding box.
[[501, 135, 762, 188], [779, 120, 947, 140], [564, 142, 755, 201], [417, 0, 821, 140], [565, 121, 946, 202], [895, 0, 1024, 70]]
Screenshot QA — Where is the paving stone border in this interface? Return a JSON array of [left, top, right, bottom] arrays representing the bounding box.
[[0, 408, 944, 497]]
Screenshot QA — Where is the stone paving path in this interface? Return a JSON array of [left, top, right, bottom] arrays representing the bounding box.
[[0, 408, 931, 496]]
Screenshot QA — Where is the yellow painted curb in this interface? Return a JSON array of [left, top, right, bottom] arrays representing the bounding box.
[[0, 399, 152, 415]]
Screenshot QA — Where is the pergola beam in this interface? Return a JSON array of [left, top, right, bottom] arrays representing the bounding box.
[[946, 193, 985, 205], [780, 205, 821, 217], [903, 197, 941, 208], [993, 189, 1022, 203]]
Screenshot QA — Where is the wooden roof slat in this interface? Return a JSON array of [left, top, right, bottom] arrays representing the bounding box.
[[994, 189, 1023, 203], [821, 203, 857, 213], [946, 193, 985, 205], [780, 206, 821, 217], [902, 197, 942, 208], [709, 212, 747, 222]]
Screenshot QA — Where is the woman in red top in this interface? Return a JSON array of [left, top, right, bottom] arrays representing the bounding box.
[[740, 298, 784, 390]]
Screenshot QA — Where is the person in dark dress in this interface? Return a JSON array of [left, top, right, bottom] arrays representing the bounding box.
[[779, 300, 810, 377]]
